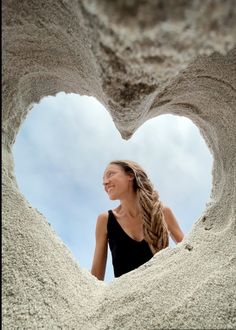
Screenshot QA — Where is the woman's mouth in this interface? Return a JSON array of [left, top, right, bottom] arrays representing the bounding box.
[[107, 186, 115, 193]]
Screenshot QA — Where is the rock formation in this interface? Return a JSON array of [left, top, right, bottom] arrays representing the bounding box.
[[2, 0, 236, 329]]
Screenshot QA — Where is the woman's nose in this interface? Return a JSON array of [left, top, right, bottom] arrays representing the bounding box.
[[103, 176, 110, 184], [103, 176, 112, 188], [103, 179, 109, 188]]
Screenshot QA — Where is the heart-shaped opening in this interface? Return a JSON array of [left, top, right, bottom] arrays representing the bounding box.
[[13, 91, 213, 282]]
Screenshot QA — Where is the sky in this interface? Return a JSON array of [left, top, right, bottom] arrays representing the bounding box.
[[12, 92, 213, 282]]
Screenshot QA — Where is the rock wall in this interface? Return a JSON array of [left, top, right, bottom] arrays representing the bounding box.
[[2, 0, 236, 329]]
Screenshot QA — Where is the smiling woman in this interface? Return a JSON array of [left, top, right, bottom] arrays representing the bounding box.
[[91, 160, 184, 280], [12, 91, 213, 282]]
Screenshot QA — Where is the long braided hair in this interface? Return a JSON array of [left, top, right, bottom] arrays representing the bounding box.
[[110, 160, 169, 254]]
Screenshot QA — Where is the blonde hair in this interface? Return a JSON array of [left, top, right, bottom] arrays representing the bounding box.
[[110, 160, 169, 254]]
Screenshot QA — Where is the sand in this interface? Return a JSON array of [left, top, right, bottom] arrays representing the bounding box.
[[2, 1, 236, 328]]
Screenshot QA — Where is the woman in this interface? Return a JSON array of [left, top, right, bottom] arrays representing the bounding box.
[[91, 160, 184, 280]]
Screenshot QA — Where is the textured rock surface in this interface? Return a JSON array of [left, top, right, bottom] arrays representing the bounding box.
[[2, 0, 236, 329]]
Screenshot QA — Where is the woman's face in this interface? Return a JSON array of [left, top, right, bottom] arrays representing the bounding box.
[[103, 164, 134, 200]]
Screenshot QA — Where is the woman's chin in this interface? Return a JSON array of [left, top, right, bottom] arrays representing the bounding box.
[[108, 194, 117, 200]]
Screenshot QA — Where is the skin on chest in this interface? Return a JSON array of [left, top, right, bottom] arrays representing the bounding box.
[[113, 211, 144, 241]]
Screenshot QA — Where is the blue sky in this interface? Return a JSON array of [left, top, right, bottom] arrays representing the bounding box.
[[13, 92, 213, 282]]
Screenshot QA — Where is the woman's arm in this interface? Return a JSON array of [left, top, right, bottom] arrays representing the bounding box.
[[163, 206, 184, 243], [91, 213, 108, 281]]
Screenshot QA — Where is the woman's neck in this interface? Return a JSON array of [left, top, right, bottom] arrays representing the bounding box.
[[118, 194, 139, 218]]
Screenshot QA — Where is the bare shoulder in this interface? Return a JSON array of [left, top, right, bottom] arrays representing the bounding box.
[[97, 212, 109, 222], [162, 204, 184, 242], [162, 205, 177, 224], [162, 205, 173, 216], [162, 205, 181, 228], [96, 212, 109, 233]]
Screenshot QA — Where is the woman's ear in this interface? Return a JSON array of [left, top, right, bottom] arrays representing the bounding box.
[[128, 173, 135, 181]]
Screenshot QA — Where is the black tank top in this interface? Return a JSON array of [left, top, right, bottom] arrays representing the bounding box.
[[107, 210, 153, 277]]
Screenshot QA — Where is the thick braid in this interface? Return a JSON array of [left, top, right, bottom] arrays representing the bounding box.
[[135, 171, 169, 254]]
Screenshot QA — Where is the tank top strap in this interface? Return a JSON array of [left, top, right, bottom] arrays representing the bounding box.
[[107, 209, 120, 234]]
